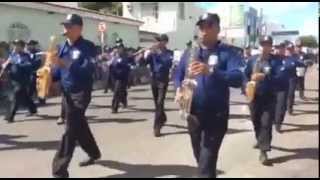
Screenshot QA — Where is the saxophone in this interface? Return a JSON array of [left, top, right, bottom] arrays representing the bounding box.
[[175, 41, 198, 120], [245, 55, 261, 102], [36, 35, 59, 99]]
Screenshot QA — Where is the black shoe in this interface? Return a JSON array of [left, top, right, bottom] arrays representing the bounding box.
[[123, 102, 128, 109], [56, 117, 65, 125], [253, 143, 259, 149], [53, 171, 69, 178], [6, 119, 14, 124], [275, 124, 282, 133], [38, 98, 46, 105], [288, 109, 293, 115], [259, 151, 269, 165], [79, 156, 100, 167], [154, 128, 161, 137], [111, 109, 118, 114]]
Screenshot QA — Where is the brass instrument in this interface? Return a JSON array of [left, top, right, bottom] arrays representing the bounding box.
[[36, 35, 59, 99], [132, 44, 158, 57], [0, 59, 10, 79], [245, 56, 262, 102], [175, 40, 198, 120]]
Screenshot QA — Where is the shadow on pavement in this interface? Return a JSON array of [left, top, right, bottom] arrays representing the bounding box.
[[89, 118, 147, 124], [164, 124, 187, 130], [91, 94, 113, 98], [127, 107, 178, 113], [163, 124, 252, 136], [161, 131, 189, 137], [128, 88, 149, 93], [229, 101, 248, 106], [227, 128, 252, 135], [281, 123, 319, 133], [270, 146, 319, 164], [96, 160, 224, 178], [89, 104, 112, 109], [294, 101, 319, 105], [36, 102, 61, 107], [129, 96, 175, 101], [304, 89, 319, 92], [13, 115, 97, 123], [290, 109, 319, 116], [0, 134, 59, 152], [229, 114, 251, 120]]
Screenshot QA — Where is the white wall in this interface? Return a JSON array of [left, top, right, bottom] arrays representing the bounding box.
[[0, 4, 140, 49], [123, 2, 205, 50], [46, 2, 79, 8]]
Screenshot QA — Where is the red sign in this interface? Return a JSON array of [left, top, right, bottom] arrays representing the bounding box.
[[98, 22, 107, 32]]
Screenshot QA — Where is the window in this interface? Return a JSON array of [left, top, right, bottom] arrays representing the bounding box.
[[141, 3, 158, 21], [178, 2, 185, 20]]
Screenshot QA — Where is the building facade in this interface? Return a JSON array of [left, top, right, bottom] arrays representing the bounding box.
[[122, 2, 206, 50], [0, 2, 142, 50], [209, 4, 259, 48]]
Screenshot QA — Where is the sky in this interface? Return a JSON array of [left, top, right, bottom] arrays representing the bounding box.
[[197, 2, 319, 38]]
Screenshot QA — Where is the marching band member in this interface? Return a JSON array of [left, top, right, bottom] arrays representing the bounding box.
[[175, 13, 243, 178], [51, 14, 101, 178]]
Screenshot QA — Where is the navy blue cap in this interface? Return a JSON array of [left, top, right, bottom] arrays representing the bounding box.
[[286, 42, 295, 49], [27, 40, 38, 45], [196, 13, 220, 26], [155, 34, 169, 42], [116, 38, 123, 44], [61, 14, 83, 26], [115, 42, 124, 49], [13, 39, 26, 46], [259, 35, 273, 45], [278, 42, 286, 48]]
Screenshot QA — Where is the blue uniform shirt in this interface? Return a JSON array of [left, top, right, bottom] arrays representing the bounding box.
[[110, 54, 131, 81], [145, 48, 173, 82], [245, 54, 284, 96], [52, 36, 96, 93], [8, 51, 33, 84], [175, 41, 243, 112], [26, 49, 42, 72]]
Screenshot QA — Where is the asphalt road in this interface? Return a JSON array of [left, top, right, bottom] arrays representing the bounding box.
[[0, 66, 318, 178]]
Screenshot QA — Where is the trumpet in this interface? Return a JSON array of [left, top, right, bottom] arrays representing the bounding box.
[[0, 59, 11, 79], [132, 44, 158, 57], [36, 35, 59, 99]]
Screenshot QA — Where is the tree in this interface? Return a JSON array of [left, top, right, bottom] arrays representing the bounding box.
[[298, 36, 318, 48], [79, 2, 122, 16]]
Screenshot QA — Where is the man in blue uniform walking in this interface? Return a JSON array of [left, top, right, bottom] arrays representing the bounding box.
[[51, 14, 101, 178], [175, 13, 243, 178], [142, 34, 173, 137], [110, 42, 130, 113], [285, 43, 306, 115], [245, 36, 285, 165], [26, 40, 42, 101], [2, 39, 37, 123]]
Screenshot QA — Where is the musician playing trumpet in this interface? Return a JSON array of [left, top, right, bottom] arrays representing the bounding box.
[[135, 34, 174, 138], [174, 13, 243, 178]]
